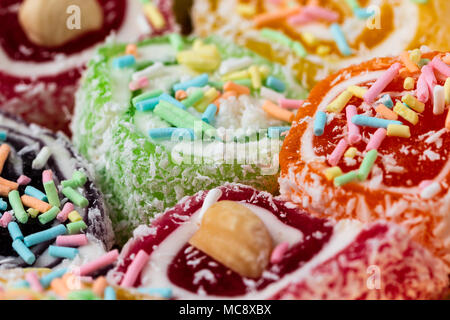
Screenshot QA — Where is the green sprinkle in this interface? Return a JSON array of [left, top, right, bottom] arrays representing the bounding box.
[[72, 171, 87, 186], [67, 290, 100, 300], [169, 33, 184, 52], [290, 41, 307, 58], [39, 206, 60, 225], [260, 28, 293, 47], [358, 150, 378, 181], [418, 58, 430, 68], [234, 79, 253, 88], [67, 220, 87, 235], [132, 89, 163, 106], [334, 171, 359, 187], [27, 208, 39, 218], [62, 187, 88, 208], [154, 100, 217, 138], [61, 179, 78, 188], [208, 81, 224, 90], [44, 181, 60, 208], [8, 190, 28, 224], [345, 0, 360, 9], [182, 89, 204, 108]]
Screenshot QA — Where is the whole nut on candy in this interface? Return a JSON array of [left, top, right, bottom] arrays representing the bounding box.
[[189, 201, 273, 278], [18, 0, 104, 48]]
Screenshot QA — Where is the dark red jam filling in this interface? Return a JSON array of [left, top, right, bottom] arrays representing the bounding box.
[[0, 0, 126, 63], [313, 74, 449, 188], [117, 184, 334, 297]]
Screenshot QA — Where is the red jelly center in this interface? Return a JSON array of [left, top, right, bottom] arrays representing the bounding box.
[[313, 75, 449, 188], [118, 186, 334, 297], [0, 0, 126, 63]]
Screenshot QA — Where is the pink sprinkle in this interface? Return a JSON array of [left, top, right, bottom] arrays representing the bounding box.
[[366, 128, 386, 151], [270, 242, 289, 264], [76, 249, 119, 276], [56, 234, 88, 247], [328, 138, 348, 166], [346, 105, 361, 144], [278, 98, 304, 109], [0, 211, 13, 228], [419, 180, 433, 191], [129, 77, 149, 91], [421, 64, 437, 93], [120, 250, 150, 287], [42, 170, 53, 183], [417, 73, 429, 103], [25, 272, 44, 293], [17, 175, 31, 185], [288, 13, 316, 25], [56, 202, 74, 222], [430, 56, 450, 77], [364, 63, 401, 103], [302, 5, 339, 21]]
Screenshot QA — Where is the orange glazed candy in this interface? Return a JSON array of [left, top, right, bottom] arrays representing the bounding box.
[[279, 50, 450, 270]]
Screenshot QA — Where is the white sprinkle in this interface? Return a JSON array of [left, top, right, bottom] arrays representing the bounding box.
[[31, 146, 52, 170], [260, 86, 285, 103], [132, 62, 164, 81], [219, 57, 253, 75], [433, 85, 445, 115], [420, 182, 441, 199]]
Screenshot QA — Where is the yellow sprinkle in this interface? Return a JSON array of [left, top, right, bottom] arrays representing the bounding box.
[[344, 147, 358, 158], [258, 65, 271, 79], [324, 167, 343, 181], [27, 208, 39, 218], [387, 124, 411, 138], [444, 78, 450, 104], [248, 65, 262, 89], [403, 77, 415, 90], [409, 49, 421, 64], [143, 3, 165, 29], [316, 45, 331, 56], [195, 87, 220, 112], [347, 86, 367, 99], [68, 210, 83, 222], [221, 69, 250, 81], [326, 90, 353, 113], [393, 102, 419, 125], [177, 45, 221, 73], [401, 94, 424, 113], [300, 32, 318, 46], [236, 3, 256, 17]]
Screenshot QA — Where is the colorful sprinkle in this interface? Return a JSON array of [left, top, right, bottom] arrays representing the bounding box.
[[112, 55, 136, 69], [173, 74, 209, 92], [433, 85, 445, 115], [12, 239, 35, 265], [121, 250, 150, 287], [62, 187, 88, 208], [57, 202, 74, 222], [328, 138, 348, 167], [330, 23, 351, 56], [262, 100, 295, 123], [148, 128, 194, 141], [403, 77, 415, 90], [270, 242, 289, 264], [334, 170, 358, 187], [56, 234, 88, 247], [386, 124, 411, 138], [201, 104, 218, 125], [324, 166, 343, 181], [363, 63, 401, 103], [24, 186, 47, 202], [31, 146, 52, 170], [352, 115, 402, 128], [393, 102, 419, 125], [17, 175, 31, 186], [8, 190, 28, 223], [76, 249, 119, 276], [358, 150, 378, 181], [265, 76, 286, 93], [375, 104, 398, 120], [346, 105, 361, 144], [104, 286, 116, 300], [313, 111, 327, 136], [24, 224, 67, 247], [49, 245, 79, 260], [366, 128, 387, 151], [8, 221, 23, 241], [268, 126, 291, 138], [401, 94, 425, 113], [344, 147, 358, 158], [67, 220, 87, 235], [326, 90, 353, 113]]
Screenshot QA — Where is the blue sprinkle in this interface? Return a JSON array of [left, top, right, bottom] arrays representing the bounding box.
[[8, 222, 24, 241], [24, 186, 48, 202], [201, 104, 217, 124], [135, 97, 160, 111], [354, 7, 375, 19], [13, 280, 30, 289], [149, 128, 194, 141], [12, 239, 35, 265], [173, 74, 209, 92], [377, 94, 393, 109], [112, 55, 136, 69], [104, 286, 116, 300], [268, 126, 291, 138], [0, 131, 7, 141], [159, 93, 186, 110], [330, 23, 352, 56], [314, 111, 327, 136], [265, 76, 286, 93], [138, 287, 173, 299], [0, 198, 6, 211], [40, 268, 68, 289], [352, 115, 402, 128], [49, 245, 79, 260], [24, 224, 67, 247]]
